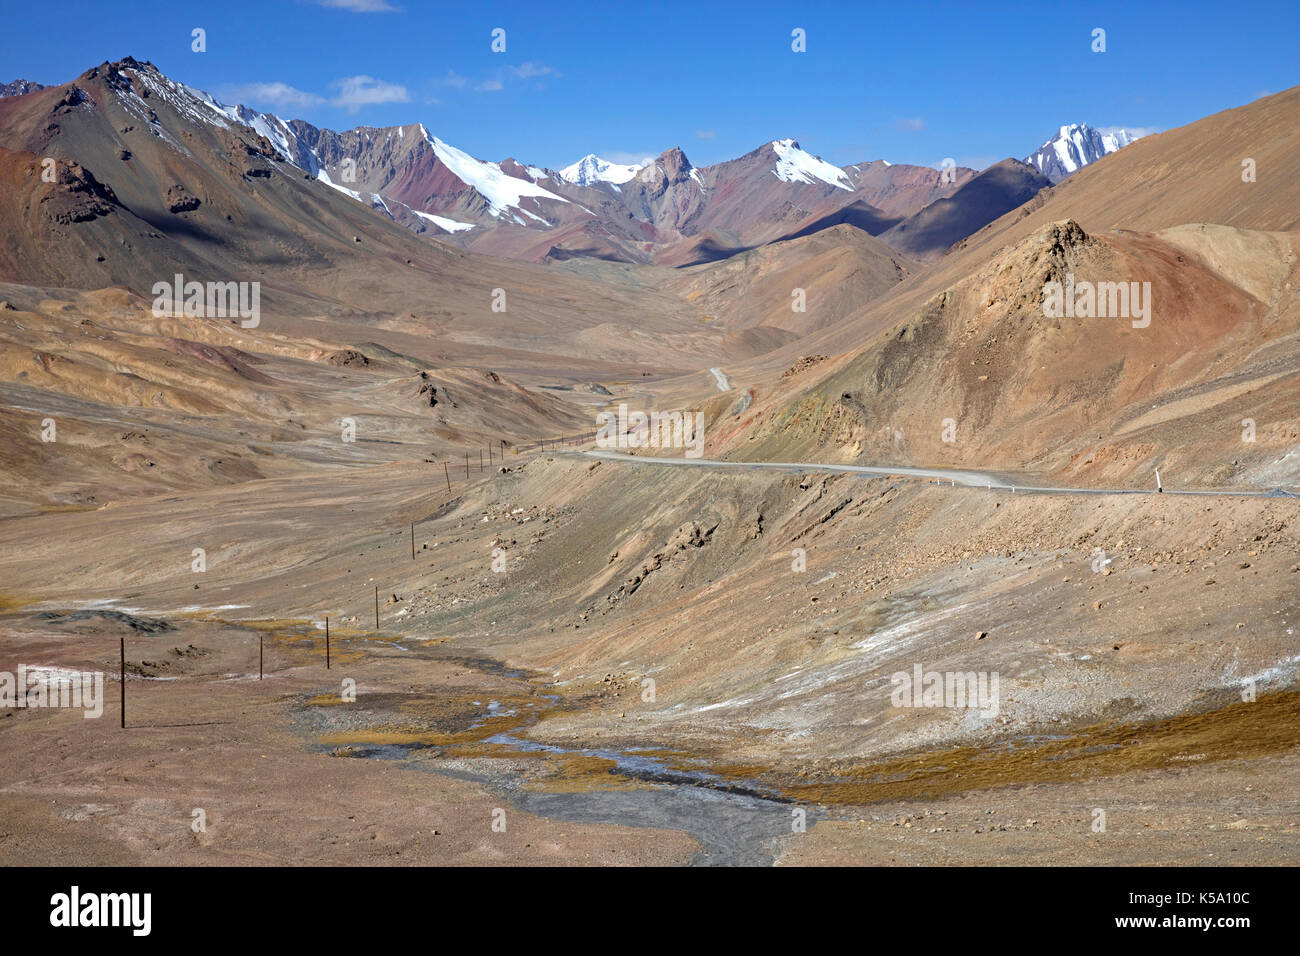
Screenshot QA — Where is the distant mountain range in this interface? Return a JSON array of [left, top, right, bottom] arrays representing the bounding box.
[[1024, 123, 1146, 184], [0, 61, 1145, 265], [0, 79, 44, 97]]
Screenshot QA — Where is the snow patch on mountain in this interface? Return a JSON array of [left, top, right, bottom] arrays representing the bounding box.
[[558, 154, 643, 186], [770, 139, 851, 190], [411, 209, 476, 233], [514, 207, 550, 227], [115, 65, 322, 175], [105, 64, 553, 231], [312, 169, 398, 219], [184, 84, 299, 161], [420, 126, 569, 216], [316, 168, 360, 200]]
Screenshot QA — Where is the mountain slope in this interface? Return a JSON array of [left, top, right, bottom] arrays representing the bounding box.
[[723, 219, 1300, 488], [754, 85, 1300, 365], [0, 58, 729, 375], [657, 141, 971, 253], [704, 86, 1300, 489], [666, 224, 920, 338], [880, 159, 1050, 260], [7, 60, 994, 268]]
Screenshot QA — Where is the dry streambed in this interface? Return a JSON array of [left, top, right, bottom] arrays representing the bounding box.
[[3, 603, 1297, 864], [276, 617, 1300, 864]]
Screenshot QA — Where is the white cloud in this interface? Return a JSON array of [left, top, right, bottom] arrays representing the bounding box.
[[895, 117, 925, 131], [221, 82, 324, 111], [314, 0, 400, 11], [604, 151, 655, 166], [695, 130, 716, 140], [329, 75, 410, 112], [508, 62, 559, 80], [473, 62, 560, 92], [938, 155, 997, 172], [1099, 125, 1159, 139]]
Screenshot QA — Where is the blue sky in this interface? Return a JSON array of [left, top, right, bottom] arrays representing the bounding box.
[[2, 0, 1295, 171]]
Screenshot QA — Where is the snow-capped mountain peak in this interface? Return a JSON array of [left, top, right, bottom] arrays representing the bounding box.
[[0, 78, 46, 97], [558, 154, 644, 186], [101, 63, 572, 230], [1026, 123, 1146, 184], [770, 139, 852, 191]]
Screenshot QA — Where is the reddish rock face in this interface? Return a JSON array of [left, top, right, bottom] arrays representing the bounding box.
[[497, 158, 534, 181], [657, 147, 693, 187]]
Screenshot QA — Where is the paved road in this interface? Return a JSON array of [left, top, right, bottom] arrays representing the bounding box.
[[579, 450, 1299, 499]]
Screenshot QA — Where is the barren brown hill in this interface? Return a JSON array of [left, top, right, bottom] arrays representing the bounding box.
[[880, 159, 1050, 260], [667, 143, 973, 254], [0, 280, 601, 516], [665, 225, 919, 338], [694, 87, 1300, 489], [720, 86, 1300, 370], [776, 199, 904, 244], [722, 220, 1299, 488]]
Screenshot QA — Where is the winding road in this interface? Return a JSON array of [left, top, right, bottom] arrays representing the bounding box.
[[578, 450, 1299, 499]]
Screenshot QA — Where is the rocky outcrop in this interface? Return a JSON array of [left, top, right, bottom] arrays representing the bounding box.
[[165, 184, 201, 213], [40, 160, 119, 224], [327, 349, 369, 367]]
